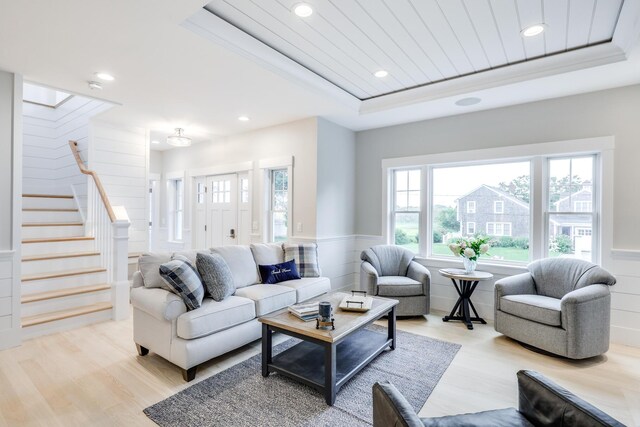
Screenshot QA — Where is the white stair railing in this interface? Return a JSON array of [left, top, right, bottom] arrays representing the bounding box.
[[69, 141, 131, 320]]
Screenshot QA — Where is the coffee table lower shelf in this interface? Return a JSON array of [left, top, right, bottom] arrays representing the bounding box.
[[263, 328, 393, 405]]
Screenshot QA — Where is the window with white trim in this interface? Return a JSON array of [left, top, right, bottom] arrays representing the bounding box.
[[486, 222, 512, 236], [270, 169, 288, 242], [494, 200, 504, 214], [386, 143, 604, 265], [171, 178, 184, 241], [391, 169, 421, 252], [466, 222, 476, 235], [466, 201, 476, 213]]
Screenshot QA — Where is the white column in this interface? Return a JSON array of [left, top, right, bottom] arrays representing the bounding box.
[[111, 217, 131, 321]]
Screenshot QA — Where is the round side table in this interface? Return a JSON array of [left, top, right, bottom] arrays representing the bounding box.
[[439, 268, 493, 330]]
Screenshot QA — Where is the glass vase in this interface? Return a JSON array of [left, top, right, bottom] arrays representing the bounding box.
[[463, 257, 477, 274]]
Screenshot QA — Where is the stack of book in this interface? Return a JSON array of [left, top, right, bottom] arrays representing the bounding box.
[[288, 302, 319, 321]]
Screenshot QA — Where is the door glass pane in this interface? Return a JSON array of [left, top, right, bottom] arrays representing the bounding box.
[[548, 214, 593, 261], [272, 212, 287, 242]]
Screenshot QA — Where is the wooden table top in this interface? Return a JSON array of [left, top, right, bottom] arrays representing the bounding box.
[[439, 268, 494, 281], [259, 292, 398, 343]]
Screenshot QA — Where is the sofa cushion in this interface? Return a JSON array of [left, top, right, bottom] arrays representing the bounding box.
[[176, 296, 256, 339], [377, 276, 424, 297], [138, 252, 172, 290], [159, 259, 205, 311], [173, 250, 212, 266], [196, 253, 236, 301], [211, 246, 259, 288], [278, 277, 331, 302], [250, 243, 285, 267], [421, 408, 534, 427], [284, 243, 321, 277], [259, 259, 301, 284], [500, 295, 562, 327], [234, 284, 296, 316]]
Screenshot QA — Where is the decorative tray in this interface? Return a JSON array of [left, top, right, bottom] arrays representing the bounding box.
[[339, 290, 373, 312]]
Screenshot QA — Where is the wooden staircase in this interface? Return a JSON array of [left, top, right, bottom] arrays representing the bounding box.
[[21, 193, 113, 339]]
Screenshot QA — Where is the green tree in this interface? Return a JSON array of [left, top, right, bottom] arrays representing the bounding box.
[[498, 174, 584, 205], [498, 175, 530, 203], [435, 206, 460, 233]]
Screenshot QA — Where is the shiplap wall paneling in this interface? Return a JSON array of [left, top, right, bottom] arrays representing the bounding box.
[[609, 253, 640, 347], [90, 122, 149, 254]]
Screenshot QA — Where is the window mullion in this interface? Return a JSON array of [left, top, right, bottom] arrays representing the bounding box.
[[531, 156, 545, 260]]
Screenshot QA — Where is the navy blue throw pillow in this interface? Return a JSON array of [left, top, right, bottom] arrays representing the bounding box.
[[259, 259, 301, 284]]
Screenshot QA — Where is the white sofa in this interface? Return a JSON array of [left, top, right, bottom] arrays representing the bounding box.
[[130, 243, 331, 381]]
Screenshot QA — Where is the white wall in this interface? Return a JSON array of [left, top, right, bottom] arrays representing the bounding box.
[[158, 117, 318, 249], [354, 84, 640, 348], [0, 70, 21, 350], [89, 121, 149, 254]]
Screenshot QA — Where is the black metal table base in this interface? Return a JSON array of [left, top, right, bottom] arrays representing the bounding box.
[[262, 305, 396, 405], [442, 278, 487, 330]]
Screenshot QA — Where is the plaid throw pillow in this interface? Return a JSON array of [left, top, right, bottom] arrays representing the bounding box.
[[283, 243, 321, 278], [159, 259, 205, 310]]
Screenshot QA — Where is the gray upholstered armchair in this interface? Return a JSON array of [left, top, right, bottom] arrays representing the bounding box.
[[495, 258, 616, 359], [360, 245, 430, 316]]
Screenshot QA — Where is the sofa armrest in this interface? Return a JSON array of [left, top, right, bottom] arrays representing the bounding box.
[[360, 261, 379, 296], [130, 286, 187, 321], [407, 261, 431, 296], [517, 370, 624, 427], [372, 382, 424, 427], [132, 270, 144, 288]]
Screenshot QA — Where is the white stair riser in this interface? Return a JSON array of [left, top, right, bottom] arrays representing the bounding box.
[[23, 210, 82, 223], [22, 271, 108, 293], [21, 309, 112, 341], [22, 197, 76, 210], [22, 225, 85, 239], [22, 239, 95, 256], [21, 290, 111, 318], [21, 255, 102, 276]]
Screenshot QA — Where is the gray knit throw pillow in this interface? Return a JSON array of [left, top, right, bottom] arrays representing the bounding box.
[[196, 253, 235, 302]]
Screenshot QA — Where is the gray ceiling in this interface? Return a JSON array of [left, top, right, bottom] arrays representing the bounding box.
[[204, 0, 624, 100]]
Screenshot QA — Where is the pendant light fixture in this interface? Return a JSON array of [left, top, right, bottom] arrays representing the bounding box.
[[166, 128, 191, 147]]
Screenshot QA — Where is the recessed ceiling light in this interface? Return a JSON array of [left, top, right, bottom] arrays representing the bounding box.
[[151, 140, 160, 145], [95, 72, 115, 81], [521, 24, 546, 37], [238, 116, 250, 122], [88, 81, 103, 90], [455, 97, 481, 107], [293, 3, 313, 17], [374, 70, 388, 78]]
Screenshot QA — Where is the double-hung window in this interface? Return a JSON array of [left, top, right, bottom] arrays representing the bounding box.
[[391, 169, 421, 252], [270, 169, 289, 242]]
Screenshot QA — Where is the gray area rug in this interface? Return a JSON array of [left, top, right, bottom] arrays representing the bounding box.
[[144, 325, 461, 427]]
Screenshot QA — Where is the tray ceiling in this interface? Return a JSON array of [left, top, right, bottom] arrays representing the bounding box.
[[203, 0, 624, 100]]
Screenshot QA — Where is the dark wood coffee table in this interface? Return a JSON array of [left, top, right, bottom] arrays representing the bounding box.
[[259, 292, 398, 405]]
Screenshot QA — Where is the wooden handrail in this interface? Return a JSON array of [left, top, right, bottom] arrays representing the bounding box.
[[68, 141, 116, 223]]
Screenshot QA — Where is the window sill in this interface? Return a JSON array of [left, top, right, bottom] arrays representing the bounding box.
[[415, 256, 528, 276]]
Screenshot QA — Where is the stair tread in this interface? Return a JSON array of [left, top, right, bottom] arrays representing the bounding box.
[[23, 208, 79, 212], [22, 222, 83, 227], [22, 194, 74, 199], [22, 236, 94, 244], [22, 284, 111, 303], [21, 302, 112, 327], [22, 267, 107, 282], [22, 251, 101, 262]]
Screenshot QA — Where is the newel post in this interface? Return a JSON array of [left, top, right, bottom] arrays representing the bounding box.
[[112, 215, 131, 321]]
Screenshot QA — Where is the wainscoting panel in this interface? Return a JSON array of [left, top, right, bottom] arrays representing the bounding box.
[[609, 251, 640, 348]]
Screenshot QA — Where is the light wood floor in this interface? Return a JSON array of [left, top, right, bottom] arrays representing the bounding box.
[[1, 310, 639, 426]]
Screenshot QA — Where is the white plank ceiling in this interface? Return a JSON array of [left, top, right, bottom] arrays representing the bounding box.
[[203, 0, 624, 100]]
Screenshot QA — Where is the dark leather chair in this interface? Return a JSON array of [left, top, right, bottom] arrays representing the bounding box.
[[372, 370, 625, 427]]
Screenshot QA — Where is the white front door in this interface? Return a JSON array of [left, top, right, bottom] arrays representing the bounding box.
[[206, 174, 238, 247], [237, 173, 251, 245]]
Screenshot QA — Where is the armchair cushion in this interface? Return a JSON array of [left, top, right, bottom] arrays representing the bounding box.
[[361, 245, 414, 277], [377, 276, 424, 297], [500, 295, 562, 327]]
